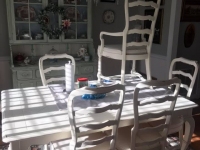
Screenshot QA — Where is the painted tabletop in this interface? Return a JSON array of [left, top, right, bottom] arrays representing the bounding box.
[[1, 78, 198, 143]]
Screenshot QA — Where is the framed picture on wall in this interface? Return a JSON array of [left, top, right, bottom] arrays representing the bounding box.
[[181, 0, 200, 22], [144, 9, 164, 44], [145, 0, 165, 5]]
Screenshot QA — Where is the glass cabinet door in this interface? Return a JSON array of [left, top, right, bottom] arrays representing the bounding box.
[[47, 0, 61, 40], [13, 0, 44, 41], [62, 0, 88, 40]]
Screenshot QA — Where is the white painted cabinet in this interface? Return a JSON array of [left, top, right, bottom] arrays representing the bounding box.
[[6, 0, 97, 88]]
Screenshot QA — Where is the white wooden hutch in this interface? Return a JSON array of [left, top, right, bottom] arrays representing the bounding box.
[[6, 0, 97, 88]]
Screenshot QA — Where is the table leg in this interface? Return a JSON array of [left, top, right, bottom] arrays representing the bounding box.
[[181, 116, 195, 150]]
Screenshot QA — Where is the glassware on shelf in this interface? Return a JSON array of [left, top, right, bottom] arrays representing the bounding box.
[[64, 0, 75, 5], [48, 46, 59, 55]]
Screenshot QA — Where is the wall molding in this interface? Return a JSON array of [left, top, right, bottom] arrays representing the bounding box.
[[0, 56, 10, 61]]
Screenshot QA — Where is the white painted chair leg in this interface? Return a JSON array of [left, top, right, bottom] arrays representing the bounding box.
[[179, 127, 183, 148], [43, 144, 48, 150], [145, 58, 152, 80], [121, 59, 126, 85], [181, 116, 195, 150], [131, 60, 136, 74], [97, 56, 102, 83]]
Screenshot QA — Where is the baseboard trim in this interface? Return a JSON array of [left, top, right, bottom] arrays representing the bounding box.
[[0, 56, 10, 61]]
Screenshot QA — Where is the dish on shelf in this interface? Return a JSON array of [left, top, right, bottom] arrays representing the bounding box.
[[65, 7, 80, 21], [16, 6, 36, 21], [14, 0, 28, 2]]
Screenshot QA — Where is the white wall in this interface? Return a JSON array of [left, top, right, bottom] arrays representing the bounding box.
[[177, 23, 200, 99], [92, 1, 139, 76], [0, 0, 9, 56], [137, 0, 182, 80], [0, 0, 12, 95], [177, 22, 200, 61], [0, 57, 12, 99]]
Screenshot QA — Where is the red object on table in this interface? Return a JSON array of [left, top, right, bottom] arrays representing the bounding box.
[[77, 78, 88, 88], [77, 78, 88, 82]]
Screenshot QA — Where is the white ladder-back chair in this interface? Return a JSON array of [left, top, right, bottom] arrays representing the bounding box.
[[51, 84, 125, 150], [39, 54, 75, 86], [169, 57, 199, 98], [150, 58, 198, 150], [167, 57, 198, 149], [111, 78, 181, 150], [97, 0, 161, 84]]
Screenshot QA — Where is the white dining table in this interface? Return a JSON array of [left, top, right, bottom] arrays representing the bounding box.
[[1, 77, 198, 150]]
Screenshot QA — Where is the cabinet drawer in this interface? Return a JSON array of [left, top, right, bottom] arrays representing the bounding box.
[[80, 66, 94, 74], [17, 70, 33, 80], [18, 81, 34, 88]]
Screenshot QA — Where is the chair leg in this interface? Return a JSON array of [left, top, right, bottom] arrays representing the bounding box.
[[121, 59, 126, 85], [179, 127, 183, 148], [145, 58, 152, 80], [97, 56, 102, 83], [131, 60, 136, 74]]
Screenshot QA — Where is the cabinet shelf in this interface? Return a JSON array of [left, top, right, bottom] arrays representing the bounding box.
[[63, 4, 87, 6], [15, 21, 38, 23], [14, 2, 42, 5]]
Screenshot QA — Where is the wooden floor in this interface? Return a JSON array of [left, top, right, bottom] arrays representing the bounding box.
[[0, 100, 200, 149], [190, 99, 200, 150]]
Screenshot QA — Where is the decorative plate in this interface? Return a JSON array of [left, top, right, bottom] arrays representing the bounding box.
[[66, 7, 80, 21], [103, 10, 115, 24], [16, 6, 36, 21], [184, 24, 195, 48]]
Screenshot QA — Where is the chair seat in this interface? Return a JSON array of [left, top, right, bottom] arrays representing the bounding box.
[[51, 132, 110, 150], [98, 44, 147, 55], [106, 124, 162, 150]]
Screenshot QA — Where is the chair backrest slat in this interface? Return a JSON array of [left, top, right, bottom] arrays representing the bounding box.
[[77, 120, 118, 132], [129, 15, 155, 21], [43, 66, 65, 73], [180, 84, 189, 91], [131, 78, 181, 149], [46, 77, 66, 84], [129, 1, 159, 8], [68, 84, 125, 149], [138, 124, 168, 134], [128, 29, 152, 35], [39, 53, 75, 86], [139, 95, 176, 106], [172, 70, 193, 80], [169, 57, 199, 98], [76, 104, 122, 115], [127, 41, 149, 47], [82, 135, 114, 147], [139, 110, 172, 121]]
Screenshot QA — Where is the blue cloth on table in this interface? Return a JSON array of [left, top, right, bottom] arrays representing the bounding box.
[[82, 84, 106, 100]]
